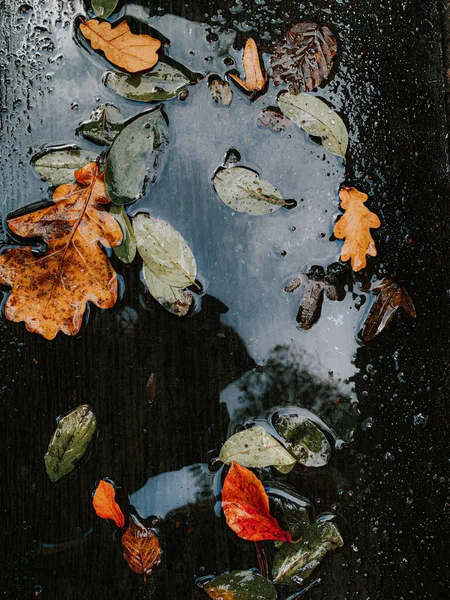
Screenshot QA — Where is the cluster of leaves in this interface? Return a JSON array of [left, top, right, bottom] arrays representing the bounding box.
[[202, 414, 343, 598]]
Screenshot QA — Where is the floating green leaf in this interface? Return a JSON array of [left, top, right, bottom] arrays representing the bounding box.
[[273, 414, 331, 467], [45, 405, 97, 482], [212, 166, 294, 215], [143, 266, 192, 316], [219, 426, 296, 474], [104, 63, 190, 102], [32, 146, 98, 186], [77, 103, 124, 146], [204, 570, 277, 600], [272, 522, 343, 585], [278, 92, 348, 158], [110, 205, 136, 264], [105, 106, 169, 205], [92, 0, 119, 19]]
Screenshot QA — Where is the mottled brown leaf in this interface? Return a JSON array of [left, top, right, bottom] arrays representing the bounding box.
[[363, 279, 416, 341], [122, 519, 161, 579], [145, 373, 157, 405], [270, 22, 337, 93]]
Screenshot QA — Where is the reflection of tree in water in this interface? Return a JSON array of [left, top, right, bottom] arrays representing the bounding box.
[[226, 345, 359, 443]]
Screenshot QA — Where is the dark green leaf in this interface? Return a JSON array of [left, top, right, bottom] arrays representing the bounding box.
[[271, 496, 310, 541], [110, 205, 136, 263], [273, 522, 343, 585], [105, 106, 169, 205], [77, 103, 124, 146], [32, 146, 98, 186], [92, 0, 118, 18], [45, 405, 97, 482], [104, 63, 190, 102], [274, 413, 331, 467], [204, 570, 277, 599]]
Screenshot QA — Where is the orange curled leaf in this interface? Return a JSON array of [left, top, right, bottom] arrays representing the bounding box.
[[229, 38, 267, 93], [93, 479, 125, 527], [79, 19, 161, 73], [333, 187, 381, 272], [0, 163, 122, 339], [122, 519, 162, 580], [222, 462, 292, 542]]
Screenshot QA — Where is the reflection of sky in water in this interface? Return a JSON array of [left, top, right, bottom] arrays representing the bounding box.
[[129, 463, 213, 519]]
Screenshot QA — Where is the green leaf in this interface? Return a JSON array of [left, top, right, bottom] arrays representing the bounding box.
[[272, 522, 344, 585], [32, 146, 98, 186], [110, 205, 136, 264], [204, 570, 277, 600], [213, 166, 294, 215], [271, 497, 310, 542], [105, 106, 169, 205], [92, 0, 118, 18], [273, 414, 331, 467], [143, 266, 192, 316], [45, 405, 97, 482], [278, 92, 348, 158], [134, 213, 197, 288], [77, 103, 124, 147], [104, 63, 190, 102], [219, 426, 297, 474]]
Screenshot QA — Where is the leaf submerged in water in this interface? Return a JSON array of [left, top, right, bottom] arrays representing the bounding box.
[[204, 570, 277, 600], [77, 103, 124, 146], [273, 413, 331, 467], [122, 518, 161, 580]]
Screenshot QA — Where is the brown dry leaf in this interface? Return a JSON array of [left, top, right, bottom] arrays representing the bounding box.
[[122, 519, 162, 580], [333, 187, 381, 272], [270, 22, 337, 93], [93, 479, 125, 527], [363, 279, 416, 341], [79, 19, 161, 73], [229, 38, 267, 93], [0, 162, 122, 339]]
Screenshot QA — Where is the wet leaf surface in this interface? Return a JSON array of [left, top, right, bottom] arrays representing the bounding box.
[[32, 146, 98, 186], [273, 413, 331, 467], [273, 521, 343, 585], [271, 22, 337, 93], [333, 187, 381, 272], [105, 106, 169, 205], [271, 497, 310, 541], [219, 426, 297, 473], [92, 0, 118, 19], [209, 78, 233, 105], [228, 38, 267, 94], [204, 570, 277, 600], [222, 462, 293, 542], [0, 163, 122, 339], [45, 405, 96, 482], [92, 479, 125, 527], [122, 518, 162, 579], [278, 92, 348, 158], [79, 19, 161, 73], [77, 103, 124, 146], [213, 165, 294, 215], [143, 265, 193, 316], [110, 205, 137, 264], [104, 63, 190, 102], [258, 108, 292, 132], [362, 279, 416, 341]]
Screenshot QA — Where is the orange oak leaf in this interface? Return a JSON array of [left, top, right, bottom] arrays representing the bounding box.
[[122, 519, 162, 580], [79, 19, 161, 73], [0, 162, 123, 340], [222, 462, 292, 542], [229, 38, 268, 93], [333, 187, 381, 272], [93, 479, 125, 527]]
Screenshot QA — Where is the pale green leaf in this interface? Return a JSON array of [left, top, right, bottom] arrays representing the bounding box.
[[204, 570, 277, 600], [219, 426, 297, 473], [105, 106, 169, 205], [278, 92, 348, 158], [32, 146, 98, 186], [104, 63, 190, 102], [134, 213, 197, 288], [273, 522, 344, 585], [110, 205, 136, 264], [213, 166, 293, 215], [143, 265, 192, 316], [92, 0, 118, 18], [45, 405, 97, 482]]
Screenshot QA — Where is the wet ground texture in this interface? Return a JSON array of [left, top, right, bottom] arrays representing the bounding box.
[[0, 0, 449, 599]]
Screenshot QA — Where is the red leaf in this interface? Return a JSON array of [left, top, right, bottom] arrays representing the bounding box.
[[92, 479, 125, 528], [122, 519, 161, 580], [222, 462, 292, 542]]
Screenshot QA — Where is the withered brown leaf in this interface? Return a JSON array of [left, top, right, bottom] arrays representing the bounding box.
[[363, 279, 416, 341], [270, 22, 337, 93], [122, 519, 161, 580]]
